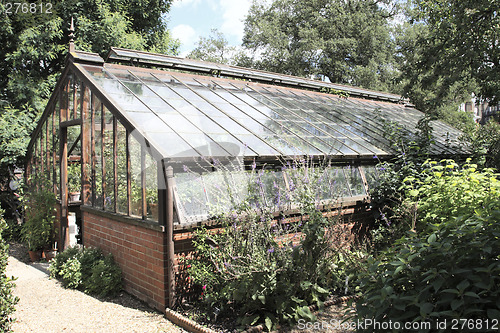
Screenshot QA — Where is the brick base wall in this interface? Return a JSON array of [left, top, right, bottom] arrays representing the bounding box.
[[82, 208, 167, 311]]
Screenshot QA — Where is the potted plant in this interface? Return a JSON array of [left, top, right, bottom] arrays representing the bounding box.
[[21, 185, 57, 261], [68, 162, 81, 202]]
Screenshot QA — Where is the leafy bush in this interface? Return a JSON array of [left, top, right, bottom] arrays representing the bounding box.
[[1, 219, 22, 242], [185, 161, 357, 331], [0, 208, 19, 332], [353, 160, 500, 330], [49, 247, 122, 297], [21, 185, 57, 251]]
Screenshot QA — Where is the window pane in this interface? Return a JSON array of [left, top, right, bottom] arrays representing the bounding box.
[[129, 135, 142, 217], [175, 172, 208, 218], [145, 153, 158, 221], [362, 166, 379, 190], [82, 87, 92, 205], [116, 121, 127, 214], [93, 98, 103, 208], [344, 166, 366, 196], [103, 107, 114, 211], [325, 167, 351, 198]]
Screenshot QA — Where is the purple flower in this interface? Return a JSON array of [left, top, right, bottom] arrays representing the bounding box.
[[267, 248, 274, 253]]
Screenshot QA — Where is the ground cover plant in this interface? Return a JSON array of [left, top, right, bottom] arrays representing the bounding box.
[[0, 208, 19, 332], [352, 160, 500, 331], [183, 160, 362, 331], [49, 246, 122, 298]]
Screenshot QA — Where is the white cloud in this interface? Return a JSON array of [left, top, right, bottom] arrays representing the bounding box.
[[218, 0, 252, 43], [172, 0, 202, 8], [172, 0, 218, 10], [171, 24, 198, 56]]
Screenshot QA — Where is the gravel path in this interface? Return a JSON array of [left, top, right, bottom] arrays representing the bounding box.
[[7, 243, 185, 333]]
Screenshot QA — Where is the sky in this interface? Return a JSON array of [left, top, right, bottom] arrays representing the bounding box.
[[167, 0, 252, 57]]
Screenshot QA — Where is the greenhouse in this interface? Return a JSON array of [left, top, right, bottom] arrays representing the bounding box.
[[25, 45, 466, 311]]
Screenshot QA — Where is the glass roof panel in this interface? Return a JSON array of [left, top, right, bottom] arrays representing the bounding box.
[[80, 64, 468, 160]]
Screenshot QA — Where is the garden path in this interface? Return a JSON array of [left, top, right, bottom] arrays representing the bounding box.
[[7, 243, 184, 333]]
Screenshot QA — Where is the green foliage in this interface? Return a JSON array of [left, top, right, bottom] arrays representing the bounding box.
[[21, 183, 57, 251], [185, 161, 356, 331], [403, 159, 500, 231], [463, 120, 500, 169], [1, 219, 22, 243], [188, 29, 240, 65], [0, 208, 19, 332], [49, 246, 122, 297], [242, 0, 401, 92], [399, 0, 500, 111], [0, 105, 37, 210], [354, 160, 500, 330], [367, 114, 436, 251]]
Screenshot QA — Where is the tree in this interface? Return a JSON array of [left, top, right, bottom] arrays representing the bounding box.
[[1, 0, 179, 114], [0, 0, 179, 209], [242, 0, 401, 92], [188, 29, 236, 64], [402, 0, 500, 107]]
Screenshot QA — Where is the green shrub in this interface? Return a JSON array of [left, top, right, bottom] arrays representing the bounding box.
[[0, 208, 19, 332], [49, 247, 122, 297], [353, 160, 500, 331], [185, 161, 355, 331], [1, 219, 22, 242], [21, 185, 57, 251], [85, 254, 122, 297]]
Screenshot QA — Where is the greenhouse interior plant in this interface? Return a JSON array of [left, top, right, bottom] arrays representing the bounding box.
[[21, 185, 57, 261], [67, 162, 81, 202]]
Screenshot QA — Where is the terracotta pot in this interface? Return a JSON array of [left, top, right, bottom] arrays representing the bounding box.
[[28, 250, 41, 262]]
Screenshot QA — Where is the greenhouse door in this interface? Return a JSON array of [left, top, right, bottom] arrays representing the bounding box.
[[60, 122, 82, 250]]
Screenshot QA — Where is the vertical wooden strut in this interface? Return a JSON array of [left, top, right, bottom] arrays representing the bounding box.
[[165, 166, 175, 308]]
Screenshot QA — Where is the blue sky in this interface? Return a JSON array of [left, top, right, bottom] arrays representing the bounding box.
[[167, 0, 252, 56]]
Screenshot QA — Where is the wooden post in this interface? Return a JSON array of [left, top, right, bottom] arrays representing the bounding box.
[[141, 145, 147, 219], [165, 165, 175, 308], [113, 116, 118, 213], [126, 130, 131, 216]]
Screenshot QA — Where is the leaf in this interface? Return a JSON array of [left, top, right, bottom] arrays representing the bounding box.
[[264, 316, 273, 332], [419, 302, 434, 317], [258, 295, 266, 304], [297, 306, 314, 321], [464, 291, 480, 299], [457, 280, 470, 292], [451, 299, 463, 310], [487, 309, 500, 320]]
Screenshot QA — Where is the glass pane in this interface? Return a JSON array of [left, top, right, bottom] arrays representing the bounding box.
[[93, 98, 103, 208], [68, 74, 74, 121], [116, 121, 128, 214], [175, 171, 208, 217], [362, 166, 379, 190], [129, 135, 142, 217], [82, 87, 92, 205], [145, 154, 158, 221], [344, 166, 366, 196], [325, 167, 351, 198], [40, 121, 45, 178], [260, 170, 287, 209], [47, 118, 53, 186], [75, 80, 82, 119], [54, 104, 60, 200], [103, 107, 114, 211], [203, 171, 233, 215]]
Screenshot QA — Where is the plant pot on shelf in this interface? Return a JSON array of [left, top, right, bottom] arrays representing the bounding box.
[[28, 250, 41, 262], [69, 192, 81, 202]]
